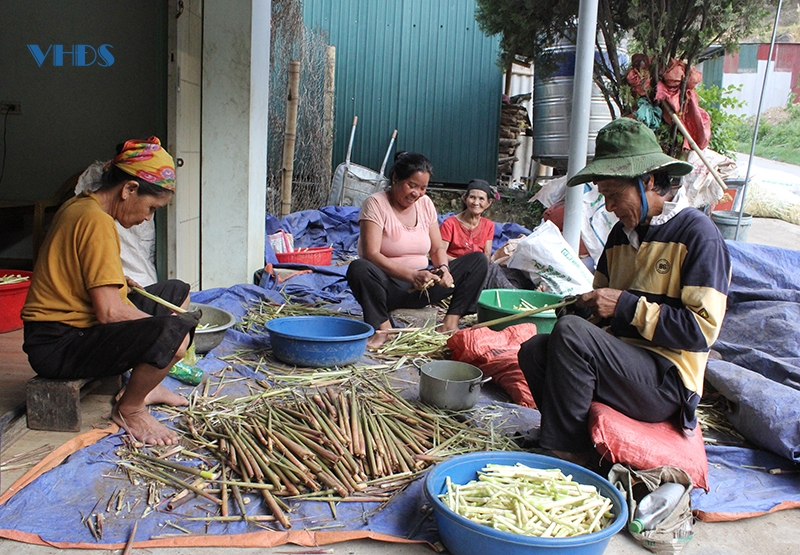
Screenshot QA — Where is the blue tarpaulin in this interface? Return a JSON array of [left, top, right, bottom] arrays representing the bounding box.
[[264, 206, 532, 266], [704, 242, 800, 462], [255, 214, 800, 519]]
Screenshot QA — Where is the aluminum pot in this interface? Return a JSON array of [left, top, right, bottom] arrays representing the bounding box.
[[417, 360, 491, 411], [190, 303, 236, 354]]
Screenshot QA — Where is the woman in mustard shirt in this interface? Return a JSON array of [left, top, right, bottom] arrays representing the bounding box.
[[22, 138, 198, 446]]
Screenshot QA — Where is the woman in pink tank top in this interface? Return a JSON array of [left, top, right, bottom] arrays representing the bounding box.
[[347, 152, 488, 348]]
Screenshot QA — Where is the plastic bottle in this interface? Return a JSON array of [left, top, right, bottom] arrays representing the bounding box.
[[168, 360, 204, 385], [629, 482, 687, 533]]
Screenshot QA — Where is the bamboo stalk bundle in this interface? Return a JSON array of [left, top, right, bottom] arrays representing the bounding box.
[[117, 374, 521, 530]]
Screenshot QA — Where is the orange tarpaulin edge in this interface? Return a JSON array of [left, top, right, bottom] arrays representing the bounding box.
[[695, 500, 800, 523], [0, 426, 436, 550], [0, 527, 433, 550], [0, 425, 119, 507]]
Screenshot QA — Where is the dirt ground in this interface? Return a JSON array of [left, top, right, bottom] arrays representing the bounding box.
[[759, 105, 792, 125]]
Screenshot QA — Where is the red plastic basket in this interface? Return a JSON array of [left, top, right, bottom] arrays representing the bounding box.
[[275, 246, 333, 266], [0, 270, 33, 333]]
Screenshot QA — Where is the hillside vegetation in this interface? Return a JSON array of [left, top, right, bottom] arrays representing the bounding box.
[[733, 104, 800, 166]]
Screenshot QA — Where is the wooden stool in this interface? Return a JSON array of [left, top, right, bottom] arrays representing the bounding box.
[[26, 375, 122, 432]]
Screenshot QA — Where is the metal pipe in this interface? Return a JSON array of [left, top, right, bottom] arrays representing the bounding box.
[[564, 0, 601, 252], [736, 0, 783, 240]]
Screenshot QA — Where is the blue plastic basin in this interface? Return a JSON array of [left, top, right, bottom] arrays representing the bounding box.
[[424, 451, 628, 555], [265, 316, 374, 368]]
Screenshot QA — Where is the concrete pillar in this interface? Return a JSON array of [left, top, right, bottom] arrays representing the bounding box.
[[201, 0, 270, 287]]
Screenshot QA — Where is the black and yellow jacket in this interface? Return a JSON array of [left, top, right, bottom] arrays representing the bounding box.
[[594, 206, 731, 426]]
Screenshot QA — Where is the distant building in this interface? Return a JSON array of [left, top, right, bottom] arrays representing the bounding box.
[[700, 43, 800, 117]]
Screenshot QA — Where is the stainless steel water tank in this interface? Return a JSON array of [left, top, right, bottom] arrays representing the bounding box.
[[533, 41, 624, 169]]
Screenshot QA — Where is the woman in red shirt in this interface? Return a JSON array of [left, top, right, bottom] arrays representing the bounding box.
[[440, 179, 497, 261], [440, 179, 537, 291]]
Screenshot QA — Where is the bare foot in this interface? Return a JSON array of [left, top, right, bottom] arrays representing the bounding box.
[[367, 331, 389, 349], [111, 404, 180, 446], [438, 314, 461, 334], [143, 384, 189, 407]]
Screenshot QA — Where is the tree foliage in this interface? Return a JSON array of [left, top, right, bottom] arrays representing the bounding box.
[[696, 83, 746, 157], [476, 0, 775, 128]]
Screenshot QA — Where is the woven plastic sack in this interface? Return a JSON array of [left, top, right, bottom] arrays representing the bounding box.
[[589, 402, 709, 491], [743, 177, 800, 225], [446, 324, 536, 408], [490, 237, 522, 267], [609, 464, 695, 555]]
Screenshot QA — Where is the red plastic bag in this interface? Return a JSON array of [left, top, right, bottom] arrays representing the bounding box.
[[590, 402, 709, 491], [446, 324, 537, 408]]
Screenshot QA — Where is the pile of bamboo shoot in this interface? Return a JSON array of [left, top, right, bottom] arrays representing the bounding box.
[[119, 377, 519, 529], [442, 463, 615, 537], [0, 274, 29, 285]]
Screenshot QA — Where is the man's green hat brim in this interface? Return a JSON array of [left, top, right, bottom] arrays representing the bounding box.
[[567, 118, 693, 187]]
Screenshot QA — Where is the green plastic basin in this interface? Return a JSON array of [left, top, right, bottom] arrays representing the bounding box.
[[477, 289, 563, 332]]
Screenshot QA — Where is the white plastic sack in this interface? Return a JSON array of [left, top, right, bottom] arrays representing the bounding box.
[[507, 220, 594, 296], [529, 175, 567, 208], [678, 148, 736, 209], [116, 220, 157, 286], [582, 186, 619, 262], [531, 179, 617, 262], [268, 230, 294, 254]]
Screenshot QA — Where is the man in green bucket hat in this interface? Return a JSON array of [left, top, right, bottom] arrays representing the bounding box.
[[518, 118, 731, 467]]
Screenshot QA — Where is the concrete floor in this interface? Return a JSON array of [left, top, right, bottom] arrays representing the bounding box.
[[0, 217, 798, 555]]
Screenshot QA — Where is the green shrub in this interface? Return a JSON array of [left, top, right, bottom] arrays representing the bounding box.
[[696, 84, 747, 158]]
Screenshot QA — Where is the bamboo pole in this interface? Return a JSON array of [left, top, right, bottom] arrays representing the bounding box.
[[281, 60, 301, 217], [472, 298, 576, 329], [661, 101, 729, 192], [121, 521, 137, 555], [322, 46, 336, 190], [132, 287, 186, 314]]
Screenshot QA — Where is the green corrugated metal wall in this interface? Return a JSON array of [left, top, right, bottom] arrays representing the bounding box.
[[701, 56, 724, 89], [303, 0, 502, 186]]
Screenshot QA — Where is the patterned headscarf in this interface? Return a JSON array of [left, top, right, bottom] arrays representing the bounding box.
[[111, 136, 176, 191]]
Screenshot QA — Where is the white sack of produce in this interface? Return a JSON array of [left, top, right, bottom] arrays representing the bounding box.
[[529, 174, 568, 208], [743, 177, 800, 226], [529, 178, 618, 263], [507, 220, 594, 297]]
